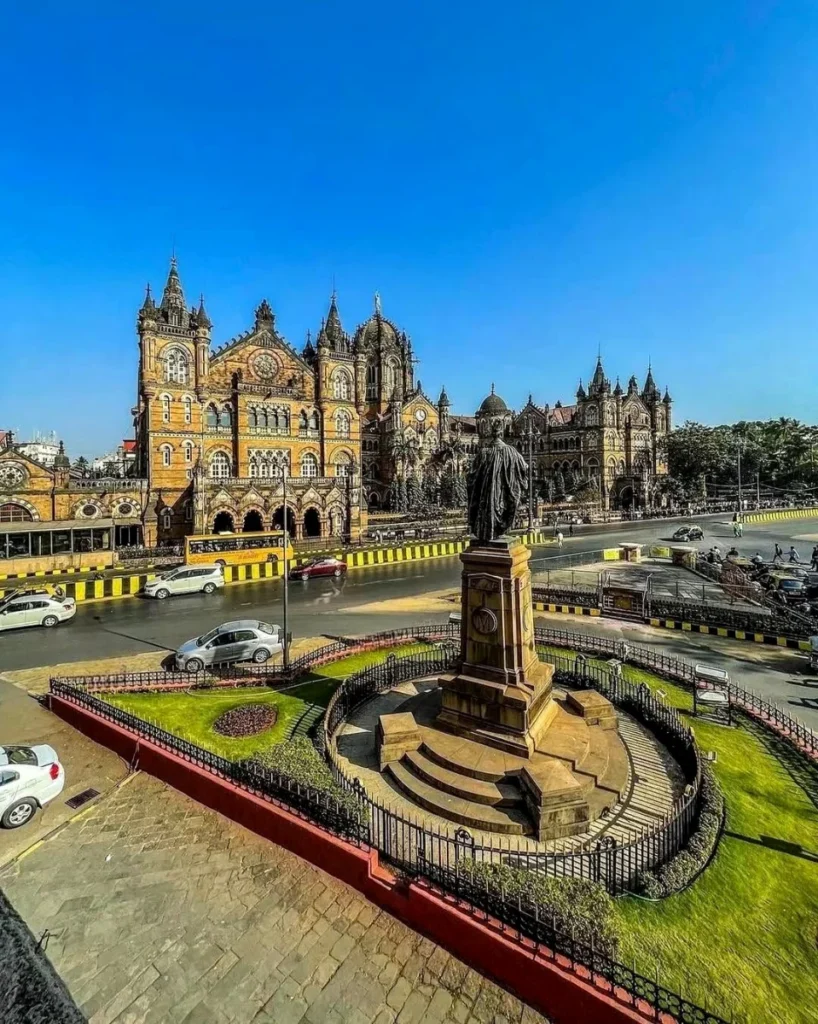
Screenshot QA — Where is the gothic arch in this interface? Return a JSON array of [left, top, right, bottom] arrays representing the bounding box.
[[0, 498, 40, 522]]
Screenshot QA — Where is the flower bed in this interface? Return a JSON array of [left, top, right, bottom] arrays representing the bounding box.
[[213, 703, 277, 737]]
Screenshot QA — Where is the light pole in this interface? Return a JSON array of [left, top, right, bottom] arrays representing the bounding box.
[[273, 454, 291, 672], [737, 444, 743, 512]]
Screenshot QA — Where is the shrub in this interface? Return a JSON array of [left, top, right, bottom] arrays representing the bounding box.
[[250, 737, 363, 824], [212, 703, 277, 737], [636, 765, 724, 898], [453, 860, 620, 957]]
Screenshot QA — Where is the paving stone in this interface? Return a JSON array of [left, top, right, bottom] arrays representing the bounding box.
[[0, 772, 549, 1024]]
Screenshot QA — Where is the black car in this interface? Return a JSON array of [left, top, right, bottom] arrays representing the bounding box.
[[672, 525, 704, 542]]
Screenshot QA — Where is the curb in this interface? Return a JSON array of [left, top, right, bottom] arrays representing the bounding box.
[[648, 617, 811, 651]]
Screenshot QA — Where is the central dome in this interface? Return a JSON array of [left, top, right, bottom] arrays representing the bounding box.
[[478, 384, 509, 415]]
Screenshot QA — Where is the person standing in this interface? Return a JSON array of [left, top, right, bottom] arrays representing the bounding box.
[[811, 544, 818, 571], [556, 530, 564, 550], [774, 543, 784, 564], [568, 522, 574, 537]]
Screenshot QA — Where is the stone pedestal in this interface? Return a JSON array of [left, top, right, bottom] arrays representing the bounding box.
[[620, 543, 642, 563], [377, 712, 422, 770], [436, 538, 556, 758]]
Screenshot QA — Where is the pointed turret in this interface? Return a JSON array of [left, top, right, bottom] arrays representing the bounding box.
[[196, 294, 212, 330], [322, 291, 347, 351], [303, 329, 316, 363], [662, 386, 672, 404], [438, 385, 450, 407], [160, 256, 185, 311], [613, 377, 623, 397], [576, 379, 586, 401], [139, 283, 156, 315], [589, 356, 609, 395], [642, 363, 659, 401]]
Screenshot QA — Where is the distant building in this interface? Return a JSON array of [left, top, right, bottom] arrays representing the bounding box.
[[91, 441, 137, 476], [12, 431, 61, 468]]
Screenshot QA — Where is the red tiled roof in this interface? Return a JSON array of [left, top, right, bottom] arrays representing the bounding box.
[[122, 439, 137, 453], [548, 405, 577, 426]]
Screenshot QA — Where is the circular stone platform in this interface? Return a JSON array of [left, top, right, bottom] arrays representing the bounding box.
[[335, 678, 685, 852]]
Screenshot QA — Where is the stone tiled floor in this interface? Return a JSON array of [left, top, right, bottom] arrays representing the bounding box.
[[0, 772, 548, 1024]]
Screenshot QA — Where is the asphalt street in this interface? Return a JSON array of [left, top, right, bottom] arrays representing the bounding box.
[[2, 514, 817, 727]]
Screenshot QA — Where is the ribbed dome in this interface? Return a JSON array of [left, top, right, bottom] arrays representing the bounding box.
[[478, 384, 509, 415]]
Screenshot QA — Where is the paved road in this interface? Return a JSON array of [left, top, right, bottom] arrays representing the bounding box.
[[2, 515, 817, 725]]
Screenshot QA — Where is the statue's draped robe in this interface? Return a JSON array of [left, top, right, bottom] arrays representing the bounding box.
[[467, 437, 528, 543]]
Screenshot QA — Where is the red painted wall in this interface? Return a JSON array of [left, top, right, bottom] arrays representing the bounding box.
[[49, 695, 664, 1024]]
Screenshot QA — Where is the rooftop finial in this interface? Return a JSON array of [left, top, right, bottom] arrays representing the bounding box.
[[490, 382, 495, 394], [374, 291, 382, 316]]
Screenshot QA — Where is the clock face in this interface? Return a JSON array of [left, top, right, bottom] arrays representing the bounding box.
[[0, 463, 25, 489], [415, 409, 426, 422], [251, 352, 280, 383]]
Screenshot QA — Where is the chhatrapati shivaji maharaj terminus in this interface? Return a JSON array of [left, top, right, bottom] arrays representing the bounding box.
[[0, 257, 670, 572]]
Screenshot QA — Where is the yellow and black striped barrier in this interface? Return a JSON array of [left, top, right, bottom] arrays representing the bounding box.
[[648, 617, 811, 652], [0, 564, 110, 581], [533, 602, 601, 617], [742, 507, 818, 524]]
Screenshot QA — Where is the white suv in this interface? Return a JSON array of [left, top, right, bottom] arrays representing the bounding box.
[[0, 744, 65, 829], [143, 565, 225, 600]]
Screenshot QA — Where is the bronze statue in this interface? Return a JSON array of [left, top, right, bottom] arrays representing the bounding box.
[[467, 422, 528, 543]]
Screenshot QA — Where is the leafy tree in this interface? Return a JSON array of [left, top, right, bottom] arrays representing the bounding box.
[[553, 468, 565, 499], [564, 468, 576, 494], [406, 475, 420, 509], [72, 456, 89, 477], [539, 477, 554, 503]]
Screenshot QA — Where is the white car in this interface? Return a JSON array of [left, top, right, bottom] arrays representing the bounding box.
[[0, 593, 76, 631], [142, 565, 225, 600], [0, 744, 65, 828]]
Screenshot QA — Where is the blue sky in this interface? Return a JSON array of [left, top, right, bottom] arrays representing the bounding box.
[[2, 1, 818, 456]]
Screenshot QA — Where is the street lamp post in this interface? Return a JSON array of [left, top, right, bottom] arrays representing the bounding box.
[[737, 444, 743, 512], [272, 454, 291, 672]]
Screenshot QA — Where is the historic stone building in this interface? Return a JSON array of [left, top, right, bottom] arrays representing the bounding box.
[[461, 357, 671, 510], [134, 258, 365, 543]]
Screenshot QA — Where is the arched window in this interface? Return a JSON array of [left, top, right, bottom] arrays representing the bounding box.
[[333, 370, 352, 400], [182, 441, 194, 463], [0, 503, 33, 523], [220, 406, 233, 428], [585, 406, 598, 427], [309, 411, 320, 431], [279, 408, 289, 432], [335, 452, 353, 478], [366, 362, 379, 400], [300, 452, 319, 478], [206, 405, 219, 428], [160, 508, 173, 530], [184, 501, 193, 522], [159, 444, 172, 467], [209, 451, 231, 478], [161, 395, 171, 423], [299, 410, 308, 432], [182, 396, 192, 424], [335, 410, 351, 438], [164, 348, 188, 384], [249, 407, 259, 429]]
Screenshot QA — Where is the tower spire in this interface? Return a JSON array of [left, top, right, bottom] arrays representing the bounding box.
[[160, 254, 185, 311]]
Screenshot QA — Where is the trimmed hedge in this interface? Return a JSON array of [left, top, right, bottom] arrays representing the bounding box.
[[454, 860, 620, 957], [251, 736, 362, 821], [635, 765, 724, 899]]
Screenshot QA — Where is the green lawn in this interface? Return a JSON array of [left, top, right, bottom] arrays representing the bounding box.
[[539, 643, 818, 1024], [102, 642, 433, 762]]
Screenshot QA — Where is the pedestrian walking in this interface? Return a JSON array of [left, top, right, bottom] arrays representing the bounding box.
[[773, 543, 783, 564], [732, 522, 738, 537], [811, 544, 818, 571], [556, 530, 564, 550], [568, 522, 574, 537], [789, 545, 800, 563], [737, 519, 743, 537]]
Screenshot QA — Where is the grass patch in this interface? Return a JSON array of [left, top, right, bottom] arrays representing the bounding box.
[[101, 642, 433, 761], [539, 642, 818, 1024]]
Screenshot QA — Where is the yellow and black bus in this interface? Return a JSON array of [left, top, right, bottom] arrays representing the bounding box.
[[184, 530, 293, 567]]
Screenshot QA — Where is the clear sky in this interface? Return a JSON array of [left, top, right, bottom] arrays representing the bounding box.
[[2, 1, 818, 457]]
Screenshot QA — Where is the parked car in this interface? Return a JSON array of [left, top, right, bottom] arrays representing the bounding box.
[[672, 525, 704, 541], [175, 619, 284, 673], [288, 557, 347, 581], [0, 744, 64, 829], [767, 574, 807, 604], [0, 593, 76, 632], [142, 565, 224, 600]]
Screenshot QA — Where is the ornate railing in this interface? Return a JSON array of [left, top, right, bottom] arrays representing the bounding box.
[[66, 478, 147, 491]]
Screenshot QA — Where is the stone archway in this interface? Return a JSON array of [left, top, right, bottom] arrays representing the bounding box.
[[212, 510, 234, 533], [618, 485, 634, 511], [243, 509, 264, 532], [272, 505, 296, 536], [303, 507, 322, 538]]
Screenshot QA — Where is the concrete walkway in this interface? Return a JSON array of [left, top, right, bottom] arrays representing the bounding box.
[[0, 771, 549, 1024], [0, 677, 128, 867]]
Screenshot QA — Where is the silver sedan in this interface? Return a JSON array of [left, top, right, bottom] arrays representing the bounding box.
[[175, 619, 283, 674]]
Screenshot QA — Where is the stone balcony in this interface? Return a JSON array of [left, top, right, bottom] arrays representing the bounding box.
[[204, 475, 357, 490], [66, 478, 148, 491]]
